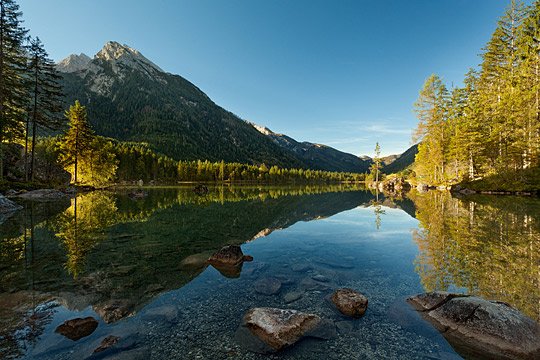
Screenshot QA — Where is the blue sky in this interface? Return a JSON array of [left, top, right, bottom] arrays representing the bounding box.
[[20, 0, 512, 156]]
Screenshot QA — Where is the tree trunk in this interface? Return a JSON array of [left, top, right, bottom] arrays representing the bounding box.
[[30, 119, 37, 182], [0, 4, 5, 182], [30, 58, 39, 182], [24, 115, 29, 181]]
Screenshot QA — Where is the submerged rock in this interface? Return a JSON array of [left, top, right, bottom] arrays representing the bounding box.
[[93, 335, 121, 353], [408, 292, 540, 360], [55, 317, 98, 341], [254, 277, 282, 295], [299, 277, 331, 291], [235, 307, 335, 353], [283, 290, 304, 303], [312, 274, 330, 283], [128, 189, 147, 199], [141, 305, 178, 323], [94, 299, 133, 323], [331, 288, 368, 318]]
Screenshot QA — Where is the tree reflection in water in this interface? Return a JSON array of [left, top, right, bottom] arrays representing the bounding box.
[[410, 190, 540, 321], [369, 189, 386, 230]]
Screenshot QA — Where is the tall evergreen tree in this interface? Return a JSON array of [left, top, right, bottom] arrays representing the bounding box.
[[60, 101, 95, 184], [517, 0, 540, 168], [0, 0, 27, 180], [413, 74, 450, 185], [26, 36, 63, 181], [370, 142, 382, 184], [478, 0, 527, 170]]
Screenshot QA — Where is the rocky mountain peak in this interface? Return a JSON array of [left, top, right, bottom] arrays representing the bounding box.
[[56, 53, 91, 73], [95, 41, 163, 73], [250, 122, 276, 136]]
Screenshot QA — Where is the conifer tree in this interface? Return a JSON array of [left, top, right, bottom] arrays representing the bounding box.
[[413, 74, 449, 185], [517, 0, 540, 168], [60, 101, 95, 184], [0, 0, 28, 180], [26, 36, 63, 181], [369, 142, 381, 184]]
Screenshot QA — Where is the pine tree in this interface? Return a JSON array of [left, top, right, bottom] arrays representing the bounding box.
[[413, 74, 450, 185], [517, 0, 540, 168], [60, 101, 95, 184], [370, 142, 381, 184], [26, 36, 63, 181], [0, 0, 28, 180], [478, 0, 527, 171]]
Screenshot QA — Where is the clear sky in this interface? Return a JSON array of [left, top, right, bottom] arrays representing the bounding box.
[[19, 0, 513, 156]]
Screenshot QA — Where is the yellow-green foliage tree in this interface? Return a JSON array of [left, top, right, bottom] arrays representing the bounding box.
[[59, 101, 95, 184], [76, 137, 118, 186], [412, 1, 540, 188], [413, 74, 449, 185]]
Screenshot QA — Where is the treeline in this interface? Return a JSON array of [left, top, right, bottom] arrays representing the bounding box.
[[67, 138, 366, 185], [40, 108, 366, 185], [176, 160, 365, 183], [413, 0, 540, 187], [0, 0, 64, 182]]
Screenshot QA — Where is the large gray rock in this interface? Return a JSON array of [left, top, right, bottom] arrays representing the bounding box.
[[15, 189, 69, 201], [0, 194, 22, 213], [235, 307, 335, 353], [408, 292, 540, 360]]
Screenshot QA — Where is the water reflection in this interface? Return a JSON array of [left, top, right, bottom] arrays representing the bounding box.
[[1, 185, 378, 356], [410, 190, 540, 321], [1, 185, 539, 359], [369, 190, 387, 230]]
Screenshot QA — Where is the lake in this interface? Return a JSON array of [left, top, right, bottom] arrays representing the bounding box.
[[0, 185, 538, 359]]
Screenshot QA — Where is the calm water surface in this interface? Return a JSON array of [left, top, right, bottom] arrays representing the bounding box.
[[0, 185, 538, 359]]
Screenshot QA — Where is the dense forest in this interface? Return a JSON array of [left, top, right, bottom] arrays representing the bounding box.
[[412, 0, 540, 190]]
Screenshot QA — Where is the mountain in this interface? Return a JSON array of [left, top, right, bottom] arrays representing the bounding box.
[[381, 143, 418, 174], [56, 53, 92, 73], [58, 41, 306, 168], [250, 123, 371, 173]]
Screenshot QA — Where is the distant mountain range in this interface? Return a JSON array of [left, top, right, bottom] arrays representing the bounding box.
[[382, 144, 418, 174], [57, 41, 415, 173], [249, 123, 373, 173]]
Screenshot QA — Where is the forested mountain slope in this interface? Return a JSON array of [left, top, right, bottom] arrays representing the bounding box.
[[58, 42, 306, 168]]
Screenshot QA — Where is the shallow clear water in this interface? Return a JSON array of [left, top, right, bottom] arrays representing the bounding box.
[[0, 186, 538, 359]]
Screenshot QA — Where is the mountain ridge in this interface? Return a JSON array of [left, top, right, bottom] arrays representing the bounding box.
[[248, 122, 372, 173], [57, 41, 413, 173]]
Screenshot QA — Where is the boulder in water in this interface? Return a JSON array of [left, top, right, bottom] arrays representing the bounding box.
[[15, 189, 68, 201], [331, 288, 368, 318], [408, 292, 540, 360], [55, 317, 98, 341], [0, 194, 22, 213], [235, 307, 335, 353]]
